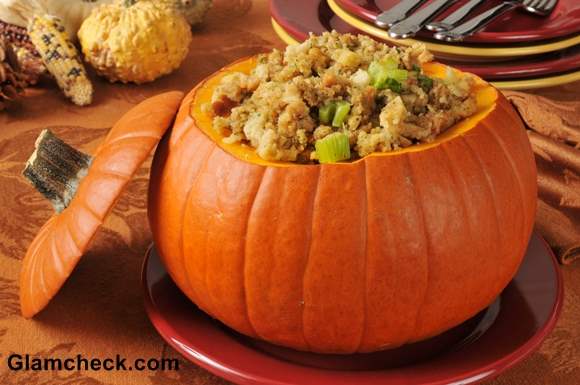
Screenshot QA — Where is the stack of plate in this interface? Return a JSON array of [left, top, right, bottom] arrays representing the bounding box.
[[270, 0, 580, 90]]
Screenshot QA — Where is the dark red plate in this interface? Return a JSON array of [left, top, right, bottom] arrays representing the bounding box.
[[445, 45, 580, 80], [336, 0, 580, 44], [271, 0, 580, 80], [142, 232, 563, 385]]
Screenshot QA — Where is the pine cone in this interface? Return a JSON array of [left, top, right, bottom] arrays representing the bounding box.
[[0, 38, 26, 111], [1, 21, 45, 85]]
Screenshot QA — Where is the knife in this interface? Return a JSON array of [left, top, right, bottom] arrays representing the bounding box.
[[388, 0, 459, 39], [426, 0, 487, 31], [375, 0, 430, 28]]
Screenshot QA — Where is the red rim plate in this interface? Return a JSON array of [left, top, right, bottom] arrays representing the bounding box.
[[270, 0, 580, 80], [336, 0, 580, 44], [142, 232, 563, 385]]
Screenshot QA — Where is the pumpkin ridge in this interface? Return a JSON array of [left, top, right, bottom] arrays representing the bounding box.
[[459, 135, 503, 293], [169, 89, 197, 147], [26, 220, 55, 314], [495, 100, 535, 231], [483, 117, 533, 287], [484, 121, 527, 249], [79, 196, 106, 223], [48, 223, 64, 292], [93, 167, 132, 181], [438, 144, 486, 322], [43, 221, 62, 296], [299, 166, 322, 351], [97, 132, 164, 156], [242, 166, 267, 338], [355, 160, 369, 351], [439, 144, 473, 260], [405, 153, 432, 342], [23, 220, 50, 296], [151, 117, 208, 293], [39, 222, 60, 300], [181, 145, 218, 317], [58, 216, 82, 275], [51, 228, 67, 278], [63, 211, 83, 255]]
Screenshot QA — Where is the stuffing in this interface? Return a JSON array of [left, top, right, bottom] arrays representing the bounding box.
[[209, 31, 477, 162]]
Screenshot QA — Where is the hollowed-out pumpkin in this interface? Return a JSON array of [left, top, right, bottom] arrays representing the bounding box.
[[148, 57, 537, 353]]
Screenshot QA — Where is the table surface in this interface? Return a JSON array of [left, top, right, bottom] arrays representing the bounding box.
[[0, 1, 578, 384]]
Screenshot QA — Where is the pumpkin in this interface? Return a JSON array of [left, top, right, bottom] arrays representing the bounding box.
[[148, 57, 537, 353], [0, 0, 112, 40], [78, 0, 192, 84], [20, 91, 184, 318]]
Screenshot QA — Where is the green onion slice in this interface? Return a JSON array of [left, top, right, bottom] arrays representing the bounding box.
[[384, 78, 402, 93], [418, 74, 433, 91]]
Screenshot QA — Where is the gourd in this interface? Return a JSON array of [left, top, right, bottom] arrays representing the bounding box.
[[158, 0, 212, 26], [0, 0, 112, 40], [78, 0, 192, 84], [147, 57, 538, 353]]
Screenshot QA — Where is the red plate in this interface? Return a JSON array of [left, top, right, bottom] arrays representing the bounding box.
[[271, 0, 580, 80], [336, 0, 580, 44], [142, 232, 563, 385], [446, 45, 580, 80]]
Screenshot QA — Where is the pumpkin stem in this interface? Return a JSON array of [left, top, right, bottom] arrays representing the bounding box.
[[22, 129, 92, 213], [123, 0, 138, 7]]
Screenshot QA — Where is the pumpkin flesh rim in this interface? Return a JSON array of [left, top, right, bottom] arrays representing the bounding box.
[[190, 57, 498, 167]]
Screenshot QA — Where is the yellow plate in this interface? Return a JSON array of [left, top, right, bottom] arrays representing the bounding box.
[[271, 18, 580, 91], [327, 0, 580, 58]]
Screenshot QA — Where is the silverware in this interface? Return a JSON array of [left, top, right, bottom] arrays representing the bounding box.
[[426, 0, 487, 32], [434, 0, 558, 42], [388, 0, 459, 39], [375, 0, 430, 28]]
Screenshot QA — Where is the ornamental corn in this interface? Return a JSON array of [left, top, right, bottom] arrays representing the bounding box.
[[28, 15, 93, 106], [0, 20, 36, 53]]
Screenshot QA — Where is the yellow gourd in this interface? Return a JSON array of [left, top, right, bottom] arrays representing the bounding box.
[[158, 0, 212, 26], [0, 0, 112, 40], [78, 0, 192, 84]]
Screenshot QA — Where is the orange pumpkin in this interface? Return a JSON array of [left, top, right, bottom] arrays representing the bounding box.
[[20, 91, 184, 318], [148, 58, 537, 353]]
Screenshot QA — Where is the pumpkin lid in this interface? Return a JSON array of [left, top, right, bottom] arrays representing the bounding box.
[[19, 91, 184, 318]]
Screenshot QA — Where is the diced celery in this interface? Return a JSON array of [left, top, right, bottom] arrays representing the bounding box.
[[319, 102, 337, 124], [332, 101, 351, 127], [368, 61, 388, 89], [369, 58, 407, 92], [315, 132, 351, 164], [368, 61, 382, 80], [386, 68, 408, 82], [380, 57, 398, 70]]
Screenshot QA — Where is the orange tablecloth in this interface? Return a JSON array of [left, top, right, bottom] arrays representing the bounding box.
[[0, 1, 578, 384]]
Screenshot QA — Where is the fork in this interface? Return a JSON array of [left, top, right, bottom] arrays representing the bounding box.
[[434, 0, 558, 42]]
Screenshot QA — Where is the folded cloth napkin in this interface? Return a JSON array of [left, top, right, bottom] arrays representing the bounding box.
[[503, 91, 580, 264]]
